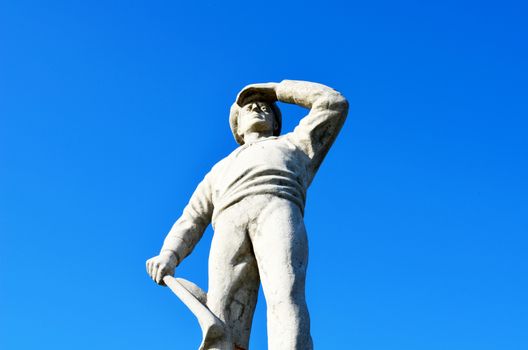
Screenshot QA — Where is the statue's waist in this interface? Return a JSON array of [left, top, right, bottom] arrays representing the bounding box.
[[211, 185, 306, 226]]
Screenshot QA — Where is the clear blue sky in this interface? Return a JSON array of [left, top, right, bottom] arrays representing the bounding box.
[[1, 1, 527, 349]]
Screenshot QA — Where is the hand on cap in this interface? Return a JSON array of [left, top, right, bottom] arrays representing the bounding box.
[[236, 82, 278, 107]]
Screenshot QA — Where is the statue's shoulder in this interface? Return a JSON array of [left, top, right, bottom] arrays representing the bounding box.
[[209, 151, 235, 174]]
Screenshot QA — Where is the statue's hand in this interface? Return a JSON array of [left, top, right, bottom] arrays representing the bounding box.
[[236, 82, 278, 106], [146, 251, 178, 286]]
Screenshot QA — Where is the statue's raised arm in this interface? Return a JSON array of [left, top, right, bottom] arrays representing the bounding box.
[[235, 80, 348, 174]]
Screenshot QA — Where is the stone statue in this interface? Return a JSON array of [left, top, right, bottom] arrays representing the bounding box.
[[146, 80, 348, 350]]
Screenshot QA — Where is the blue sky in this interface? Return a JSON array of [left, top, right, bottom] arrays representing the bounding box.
[[1, 1, 527, 349]]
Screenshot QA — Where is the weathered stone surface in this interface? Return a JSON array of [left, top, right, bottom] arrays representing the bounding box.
[[146, 80, 348, 349]]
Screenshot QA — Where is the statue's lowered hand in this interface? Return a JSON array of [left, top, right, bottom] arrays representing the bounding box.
[[146, 250, 178, 286], [236, 82, 278, 106]]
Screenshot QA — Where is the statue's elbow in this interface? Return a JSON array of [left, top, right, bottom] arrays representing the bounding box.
[[328, 92, 349, 115]]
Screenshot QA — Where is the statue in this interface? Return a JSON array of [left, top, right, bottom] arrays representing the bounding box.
[[146, 80, 348, 350]]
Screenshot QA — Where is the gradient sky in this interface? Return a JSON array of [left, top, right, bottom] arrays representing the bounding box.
[[1, 1, 527, 349]]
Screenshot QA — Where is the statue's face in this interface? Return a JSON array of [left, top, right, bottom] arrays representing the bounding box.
[[237, 101, 276, 136]]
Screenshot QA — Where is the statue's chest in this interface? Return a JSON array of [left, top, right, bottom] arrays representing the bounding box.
[[213, 140, 309, 192], [232, 139, 302, 169]]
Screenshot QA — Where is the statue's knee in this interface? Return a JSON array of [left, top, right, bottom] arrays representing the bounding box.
[[266, 289, 306, 312]]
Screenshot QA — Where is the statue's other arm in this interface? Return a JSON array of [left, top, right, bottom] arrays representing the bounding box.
[[146, 171, 214, 285], [161, 172, 214, 262], [277, 80, 349, 173]]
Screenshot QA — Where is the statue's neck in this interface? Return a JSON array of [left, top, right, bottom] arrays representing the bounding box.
[[243, 131, 274, 144]]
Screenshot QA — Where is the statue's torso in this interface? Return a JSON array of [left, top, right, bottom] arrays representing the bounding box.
[[210, 135, 313, 223]]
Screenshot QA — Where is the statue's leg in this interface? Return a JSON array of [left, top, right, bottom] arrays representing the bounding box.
[[207, 206, 260, 350], [250, 196, 313, 350]]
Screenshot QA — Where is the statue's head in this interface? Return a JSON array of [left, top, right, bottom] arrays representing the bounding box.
[[229, 101, 282, 145], [230, 101, 282, 145]]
